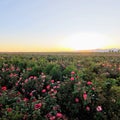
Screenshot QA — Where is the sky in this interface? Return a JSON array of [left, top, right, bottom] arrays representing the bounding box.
[[0, 0, 120, 52]]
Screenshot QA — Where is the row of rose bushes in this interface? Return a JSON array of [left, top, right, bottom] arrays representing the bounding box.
[[0, 54, 120, 119], [1, 71, 104, 120]]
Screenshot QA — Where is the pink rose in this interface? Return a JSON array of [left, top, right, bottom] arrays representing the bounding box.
[[87, 81, 92, 85], [46, 85, 50, 90], [23, 98, 29, 102], [75, 98, 79, 103], [71, 71, 75, 75], [42, 89, 46, 93], [34, 103, 42, 110], [56, 112, 63, 118], [83, 92, 87, 100], [96, 106, 102, 112], [51, 80, 54, 83], [86, 106, 90, 111], [70, 77, 74, 81]]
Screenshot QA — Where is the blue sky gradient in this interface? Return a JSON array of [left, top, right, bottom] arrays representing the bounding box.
[[0, 0, 120, 52]]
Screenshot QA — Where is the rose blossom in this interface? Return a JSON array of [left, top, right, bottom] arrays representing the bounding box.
[[70, 77, 74, 81], [1, 86, 7, 91], [23, 98, 29, 102], [51, 80, 54, 83], [56, 112, 63, 118], [71, 71, 75, 75], [34, 103, 42, 110], [96, 106, 102, 112], [83, 92, 87, 100], [86, 106, 90, 111], [50, 116, 56, 120], [25, 79, 28, 83], [87, 81, 92, 85], [57, 81, 60, 84], [75, 98, 79, 103], [7, 108, 12, 112], [42, 89, 46, 93], [46, 85, 50, 90]]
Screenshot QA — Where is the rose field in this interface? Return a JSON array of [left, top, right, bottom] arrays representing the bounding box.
[[0, 52, 120, 120]]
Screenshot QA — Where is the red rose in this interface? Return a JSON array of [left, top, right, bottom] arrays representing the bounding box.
[[56, 112, 63, 118], [34, 103, 42, 110], [1, 86, 7, 91], [83, 92, 87, 100], [7, 108, 12, 112]]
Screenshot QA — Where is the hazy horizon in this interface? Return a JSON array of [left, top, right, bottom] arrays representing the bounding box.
[[0, 0, 120, 52]]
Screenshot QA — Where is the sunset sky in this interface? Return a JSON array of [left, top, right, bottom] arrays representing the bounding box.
[[0, 0, 120, 52]]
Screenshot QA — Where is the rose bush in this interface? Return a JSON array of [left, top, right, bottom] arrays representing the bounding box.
[[0, 53, 120, 120]]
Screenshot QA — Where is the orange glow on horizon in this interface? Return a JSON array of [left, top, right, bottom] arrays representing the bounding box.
[[0, 32, 119, 52]]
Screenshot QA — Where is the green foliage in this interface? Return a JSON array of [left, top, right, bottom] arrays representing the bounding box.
[[63, 65, 77, 77], [49, 64, 62, 81], [0, 53, 120, 119]]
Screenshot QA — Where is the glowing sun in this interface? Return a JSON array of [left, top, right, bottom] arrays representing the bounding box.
[[60, 32, 109, 51]]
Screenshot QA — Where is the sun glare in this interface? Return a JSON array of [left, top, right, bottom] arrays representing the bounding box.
[[60, 32, 110, 51]]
